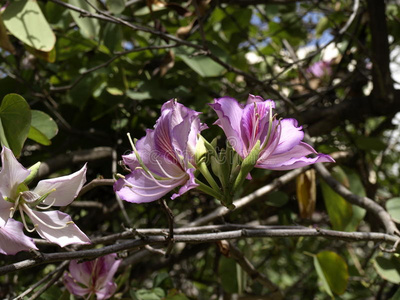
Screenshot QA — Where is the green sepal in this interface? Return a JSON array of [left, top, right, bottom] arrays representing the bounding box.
[[24, 161, 41, 185], [232, 141, 261, 194], [17, 182, 29, 194], [195, 135, 209, 165]]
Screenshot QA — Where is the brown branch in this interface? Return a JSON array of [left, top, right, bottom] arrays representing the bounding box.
[[3, 225, 398, 276]]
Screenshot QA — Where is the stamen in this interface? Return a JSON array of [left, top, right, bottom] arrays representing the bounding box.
[[122, 179, 174, 197], [22, 203, 74, 230], [36, 198, 57, 210], [19, 207, 36, 233]]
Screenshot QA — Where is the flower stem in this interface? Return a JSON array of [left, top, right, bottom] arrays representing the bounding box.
[[195, 179, 224, 200]]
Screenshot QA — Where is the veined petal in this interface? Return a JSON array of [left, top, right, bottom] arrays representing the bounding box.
[[209, 97, 244, 156], [114, 168, 187, 203], [0, 219, 37, 255], [272, 118, 304, 155], [68, 259, 92, 287], [24, 209, 90, 247], [96, 282, 117, 300], [0, 146, 30, 198], [0, 193, 13, 226], [95, 254, 121, 288], [33, 164, 87, 207], [63, 273, 91, 297], [257, 143, 335, 170], [171, 168, 198, 199], [262, 153, 335, 170]]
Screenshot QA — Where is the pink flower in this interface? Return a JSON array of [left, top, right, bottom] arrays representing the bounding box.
[[0, 147, 90, 247], [307, 60, 332, 78], [210, 95, 334, 171], [114, 99, 207, 203], [64, 254, 121, 300]]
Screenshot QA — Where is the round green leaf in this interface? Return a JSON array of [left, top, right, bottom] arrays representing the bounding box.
[[374, 256, 400, 284], [314, 251, 349, 296], [2, 0, 56, 51], [0, 94, 31, 157], [30, 110, 58, 140], [386, 198, 400, 223]]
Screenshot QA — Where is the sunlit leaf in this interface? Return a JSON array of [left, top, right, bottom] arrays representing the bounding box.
[[3, 0, 56, 51], [386, 197, 400, 223], [313, 251, 349, 296], [0, 94, 31, 157], [374, 256, 400, 284]]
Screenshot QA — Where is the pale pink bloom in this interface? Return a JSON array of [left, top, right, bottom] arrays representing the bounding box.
[[307, 60, 332, 78], [64, 254, 121, 300], [0, 147, 90, 247]]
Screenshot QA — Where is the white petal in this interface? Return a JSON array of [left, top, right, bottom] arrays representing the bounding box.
[[25, 209, 90, 247], [0, 219, 37, 255], [33, 164, 87, 206], [0, 147, 30, 198]]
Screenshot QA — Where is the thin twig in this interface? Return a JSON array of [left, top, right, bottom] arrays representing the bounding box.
[[228, 242, 284, 299], [159, 199, 175, 257]]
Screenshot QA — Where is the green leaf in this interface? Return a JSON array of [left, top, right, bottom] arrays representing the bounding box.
[[31, 110, 58, 140], [0, 94, 31, 157], [132, 288, 165, 300], [106, 0, 125, 14], [386, 198, 400, 223], [175, 44, 228, 77], [2, 0, 56, 51], [374, 256, 400, 284], [219, 256, 238, 294], [314, 251, 349, 296], [28, 126, 51, 146], [355, 136, 387, 151], [266, 191, 289, 207], [315, 16, 329, 37], [321, 179, 353, 231], [69, 0, 100, 39]]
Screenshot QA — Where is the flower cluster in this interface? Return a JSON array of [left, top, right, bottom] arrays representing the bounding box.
[[114, 95, 334, 208], [0, 147, 90, 255]]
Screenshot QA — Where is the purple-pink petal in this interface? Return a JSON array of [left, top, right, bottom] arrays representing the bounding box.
[[209, 97, 245, 156], [272, 118, 304, 155], [114, 168, 188, 203], [0, 219, 37, 255], [63, 273, 91, 297], [171, 168, 198, 200]]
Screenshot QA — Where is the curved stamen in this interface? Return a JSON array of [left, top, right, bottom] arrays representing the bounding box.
[[122, 180, 175, 197], [22, 203, 74, 230], [36, 197, 57, 210], [155, 160, 179, 179], [141, 168, 185, 189], [19, 206, 36, 233]]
